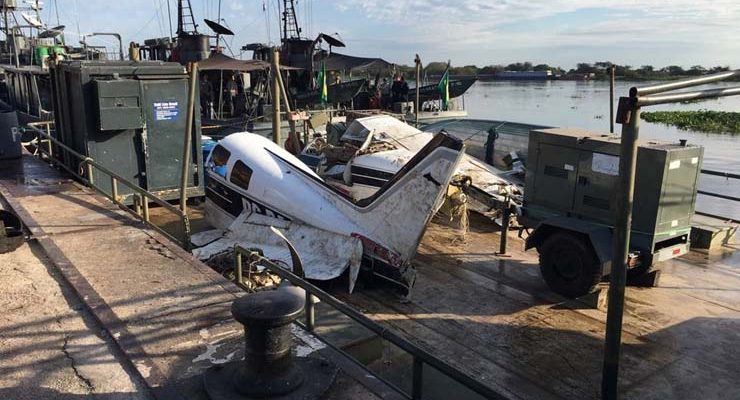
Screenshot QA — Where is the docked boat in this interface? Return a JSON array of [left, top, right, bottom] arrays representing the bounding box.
[[291, 78, 368, 107], [0, 2, 113, 123], [404, 77, 478, 105]]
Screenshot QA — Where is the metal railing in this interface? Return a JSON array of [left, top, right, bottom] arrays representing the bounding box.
[[697, 168, 740, 222], [24, 121, 192, 248], [604, 69, 740, 399], [233, 246, 506, 400]]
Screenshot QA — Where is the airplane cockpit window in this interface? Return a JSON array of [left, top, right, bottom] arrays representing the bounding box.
[[208, 144, 231, 178], [230, 160, 253, 190]]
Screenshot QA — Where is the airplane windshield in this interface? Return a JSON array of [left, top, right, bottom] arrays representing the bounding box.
[[230, 160, 253, 190], [209, 144, 231, 178]]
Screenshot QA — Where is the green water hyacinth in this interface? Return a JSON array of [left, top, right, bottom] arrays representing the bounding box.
[[641, 110, 740, 134]]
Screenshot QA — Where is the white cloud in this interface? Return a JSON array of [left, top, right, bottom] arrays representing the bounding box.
[[332, 0, 740, 66], [57, 0, 739, 68]]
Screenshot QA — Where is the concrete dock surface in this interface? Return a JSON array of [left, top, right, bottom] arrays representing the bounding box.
[[0, 241, 150, 400]]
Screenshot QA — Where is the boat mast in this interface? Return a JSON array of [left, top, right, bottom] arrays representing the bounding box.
[[1, 3, 21, 67], [1, 6, 8, 64], [281, 0, 301, 41], [176, 0, 197, 36]]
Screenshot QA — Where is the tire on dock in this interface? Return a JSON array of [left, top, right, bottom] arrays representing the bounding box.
[[538, 231, 601, 298]]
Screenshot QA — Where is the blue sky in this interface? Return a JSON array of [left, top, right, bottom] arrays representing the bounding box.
[[57, 0, 740, 69]]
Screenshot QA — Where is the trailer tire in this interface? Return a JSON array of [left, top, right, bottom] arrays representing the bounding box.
[[539, 231, 601, 298]]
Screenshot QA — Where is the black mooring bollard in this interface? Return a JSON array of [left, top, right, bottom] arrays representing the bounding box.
[[232, 286, 306, 396], [203, 286, 338, 400]]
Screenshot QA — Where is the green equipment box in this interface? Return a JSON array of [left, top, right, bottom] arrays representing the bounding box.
[[49, 60, 203, 204], [522, 127, 703, 297]]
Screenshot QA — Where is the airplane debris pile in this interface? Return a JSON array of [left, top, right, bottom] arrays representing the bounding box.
[[302, 115, 524, 218]]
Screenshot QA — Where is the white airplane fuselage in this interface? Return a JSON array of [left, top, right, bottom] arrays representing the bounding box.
[[202, 131, 465, 290]]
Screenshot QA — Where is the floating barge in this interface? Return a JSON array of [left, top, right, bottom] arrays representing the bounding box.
[[1, 146, 737, 399]]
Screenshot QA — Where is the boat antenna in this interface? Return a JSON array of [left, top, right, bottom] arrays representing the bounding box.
[[262, 0, 270, 44], [216, 0, 221, 50], [166, 0, 173, 38], [53, 0, 60, 26]]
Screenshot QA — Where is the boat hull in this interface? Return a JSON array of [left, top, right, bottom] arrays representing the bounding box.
[[292, 78, 367, 107], [389, 78, 477, 104]]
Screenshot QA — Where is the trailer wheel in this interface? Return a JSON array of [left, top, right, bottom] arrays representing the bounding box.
[[539, 232, 601, 298]]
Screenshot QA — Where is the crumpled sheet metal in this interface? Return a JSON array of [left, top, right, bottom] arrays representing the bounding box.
[[192, 214, 363, 293], [344, 115, 520, 200]]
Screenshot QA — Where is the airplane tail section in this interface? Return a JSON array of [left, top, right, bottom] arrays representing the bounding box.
[[343, 132, 465, 276]]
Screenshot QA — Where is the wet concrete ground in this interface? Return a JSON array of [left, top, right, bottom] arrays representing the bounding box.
[[337, 214, 740, 399], [0, 240, 151, 400]]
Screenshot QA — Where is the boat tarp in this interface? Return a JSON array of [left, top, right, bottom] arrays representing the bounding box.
[[199, 53, 270, 71], [322, 52, 392, 72], [198, 53, 302, 71]]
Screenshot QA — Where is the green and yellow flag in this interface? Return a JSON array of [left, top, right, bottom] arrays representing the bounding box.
[[317, 61, 328, 105], [438, 68, 450, 110]]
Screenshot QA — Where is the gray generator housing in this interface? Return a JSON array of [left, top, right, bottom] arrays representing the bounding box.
[[523, 127, 703, 265], [49, 60, 203, 203]]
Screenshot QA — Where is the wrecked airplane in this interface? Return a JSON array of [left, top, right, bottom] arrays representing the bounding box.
[[192, 130, 466, 294]]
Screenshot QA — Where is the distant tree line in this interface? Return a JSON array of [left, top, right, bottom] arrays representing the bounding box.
[[396, 61, 733, 81]]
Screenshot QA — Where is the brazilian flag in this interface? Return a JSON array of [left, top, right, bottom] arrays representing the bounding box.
[[317, 61, 328, 105], [438, 68, 450, 110]]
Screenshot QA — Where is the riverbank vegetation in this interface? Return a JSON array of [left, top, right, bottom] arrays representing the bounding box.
[[400, 61, 734, 81], [641, 111, 740, 134]]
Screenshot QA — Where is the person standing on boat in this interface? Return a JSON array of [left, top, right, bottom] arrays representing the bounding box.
[[391, 74, 403, 104], [400, 76, 410, 102], [226, 74, 238, 117], [379, 78, 390, 109], [200, 75, 214, 119]]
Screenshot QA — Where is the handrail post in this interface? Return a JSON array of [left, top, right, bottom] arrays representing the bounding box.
[[412, 356, 423, 400], [45, 121, 53, 158], [415, 54, 421, 128], [111, 176, 118, 202], [141, 194, 150, 222], [305, 292, 315, 332], [496, 200, 512, 257], [235, 250, 244, 287], [180, 62, 198, 214], [271, 48, 281, 145], [133, 195, 142, 216], [86, 162, 94, 185], [602, 100, 640, 400], [181, 214, 191, 250], [609, 65, 615, 133]]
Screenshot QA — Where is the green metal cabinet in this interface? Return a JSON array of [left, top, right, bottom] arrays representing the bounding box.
[[49, 60, 203, 204], [523, 127, 703, 264]]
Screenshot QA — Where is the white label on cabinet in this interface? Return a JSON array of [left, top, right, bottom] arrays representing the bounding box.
[[592, 153, 620, 176]]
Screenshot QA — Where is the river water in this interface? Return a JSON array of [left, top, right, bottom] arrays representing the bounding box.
[[462, 80, 739, 219]]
